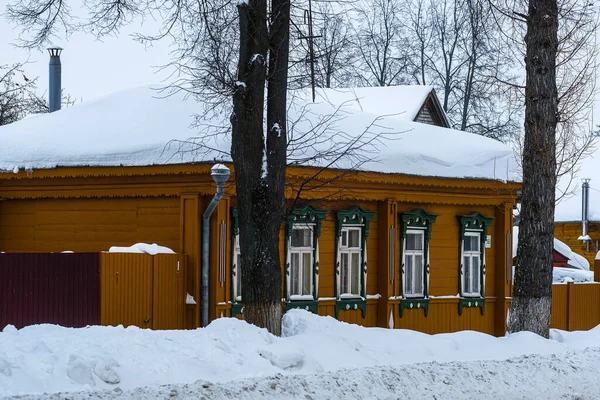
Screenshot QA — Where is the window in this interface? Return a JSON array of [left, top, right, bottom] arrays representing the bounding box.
[[404, 230, 425, 297], [339, 227, 362, 297], [462, 232, 481, 297], [335, 207, 374, 318], [399, 210, 436, 317], [232, 234, 242, 301], [458, 213, 493, 316], [231, 208, 243, 317], [289, 225, 314, 298], [285, 206, 327, 312]]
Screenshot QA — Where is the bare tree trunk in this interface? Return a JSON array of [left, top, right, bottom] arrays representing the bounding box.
[[508, 0, 558, 338], [231, 0, 290, 336], [232, 0, 283, 335]]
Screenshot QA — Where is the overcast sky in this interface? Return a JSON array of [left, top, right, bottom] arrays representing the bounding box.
[[1, 8, 172, 102], [1, 4, 599, 130]]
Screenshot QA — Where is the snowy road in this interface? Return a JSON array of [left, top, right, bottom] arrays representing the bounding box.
[[6, 350, 600, 400]]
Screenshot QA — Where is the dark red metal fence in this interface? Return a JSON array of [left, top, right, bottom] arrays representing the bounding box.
[[0, 253, 100, 329]]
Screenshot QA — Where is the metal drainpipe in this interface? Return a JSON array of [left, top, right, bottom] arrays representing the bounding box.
[[202, 164, 231, 327]]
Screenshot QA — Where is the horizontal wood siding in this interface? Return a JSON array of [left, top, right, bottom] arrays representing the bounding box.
[[394, 298, 495, 335], [0, 253, 100, 329], [0, 197, 180, 253]]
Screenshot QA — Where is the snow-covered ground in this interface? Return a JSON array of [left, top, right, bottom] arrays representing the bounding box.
[[2, 310, 600, 399]]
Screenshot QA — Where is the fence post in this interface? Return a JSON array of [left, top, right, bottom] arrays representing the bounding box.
[[595, 259, 600, 283]]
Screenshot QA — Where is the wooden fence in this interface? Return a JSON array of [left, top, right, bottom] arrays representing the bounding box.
[[100, 252, 187, 329], [0, 252, 186, 330], [548, 259, 600, 331], [550, 282, 600, 331]]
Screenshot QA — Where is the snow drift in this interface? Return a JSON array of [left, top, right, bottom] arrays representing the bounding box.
[[2, 310, 600, 399]]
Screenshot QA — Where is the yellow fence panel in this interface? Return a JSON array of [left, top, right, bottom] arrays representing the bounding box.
[[100, 252, 186, 330], [100, 253, 154, 328], [550, 284, 568, 330], [152, 254, 186, 330], [568, 282, 600, 331]]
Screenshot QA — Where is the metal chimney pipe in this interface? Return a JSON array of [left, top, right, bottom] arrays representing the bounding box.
[[47, 47, 63, 113], [581, 178, 591, 242]]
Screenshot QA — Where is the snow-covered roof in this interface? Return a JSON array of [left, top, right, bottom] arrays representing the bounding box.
[[0, 85, 518, 182], [512, 226, 590, 271], [555, 154, 599, 222], [309, 86, 448, 124]]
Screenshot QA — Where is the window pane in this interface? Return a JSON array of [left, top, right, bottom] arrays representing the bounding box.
[[405, 255, 413, 295], [415, 255, 423, 294], [464, 235, 480, 252], [463, 256, 471, 293], [292, 228, 312, 248], [341, 231, 347, 247], [406, 232, 423, 251], [472, 256, 480, 293], [341, 253, 349, 294], [303, 229, 312, 247], [351, 253, 360, 294], [236, 254, 242, 297], [348, 229, 360, 248], [291, 253, 300, 295], [302, 252, 312, 295]]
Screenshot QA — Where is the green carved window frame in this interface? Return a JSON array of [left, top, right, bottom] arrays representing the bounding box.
[[334, 206, 375, 318], [230, 208, 243, 318], [458, 213, 493, 316], [399, 209, 437, 317], [284, 205, 327, 314]]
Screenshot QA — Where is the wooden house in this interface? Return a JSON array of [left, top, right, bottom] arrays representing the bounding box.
[[0, 85, 520, 336]]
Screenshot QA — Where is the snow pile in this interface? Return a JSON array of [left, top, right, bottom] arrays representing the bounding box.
[[2, 310, 600, 399], [553, 267, 594, 283], [0, 85, 518, 182], [108, 243, 175, 255]]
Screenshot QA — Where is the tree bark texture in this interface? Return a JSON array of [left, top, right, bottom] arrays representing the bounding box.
[[231, 0, 290, 336], [507, 0, 558, 338]]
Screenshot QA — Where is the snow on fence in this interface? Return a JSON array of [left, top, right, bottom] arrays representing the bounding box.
[[0, 252, 186, 330], [548, 259, 600, 331]]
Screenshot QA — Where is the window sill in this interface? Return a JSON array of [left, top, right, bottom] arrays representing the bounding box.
[[400, 298, 429, 317], [458, 297, 485, 316], [335, 298, 366, 318], [285, 299, 319, 314]]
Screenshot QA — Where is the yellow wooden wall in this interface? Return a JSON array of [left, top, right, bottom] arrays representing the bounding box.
[[554, 222, 599, 267], [0, 197, 180, 252]]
